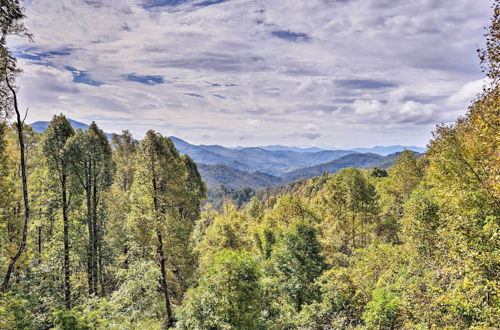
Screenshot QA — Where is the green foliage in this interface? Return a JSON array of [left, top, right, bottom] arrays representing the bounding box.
[[370, 167, 388, 178], [0, 292, 31, 329], [195, 203, 254, 267], [177, 250, 264, 329], [206, 185, 255, 210], [299, 268, 363, 328], [52, 308, 90, 330], [267, 223, 326, 313], [401, 187, 440, 254], [43, 114, 75, 170], [316, 167, 377, 263], [362, 286, 400, 329]]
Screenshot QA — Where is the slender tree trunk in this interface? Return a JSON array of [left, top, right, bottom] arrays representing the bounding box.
[[1, 77, 30, 293], [157, 230, 173, 329], [97, 212, 105, 296], [92, 170, 98, 295], [124, 244, 129, 269], [37, 216, 42, 262], [297, 294, 303, 313], [85, 169, 94, 295], [351, 205, 356, 249], [98, 234, 104, 296], [151, 160, 173, 328], [62, 171, 71, 308]]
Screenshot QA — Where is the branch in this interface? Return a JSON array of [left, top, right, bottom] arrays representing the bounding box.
[[67, 191, 72, 209], [22, 107, 28, 125]]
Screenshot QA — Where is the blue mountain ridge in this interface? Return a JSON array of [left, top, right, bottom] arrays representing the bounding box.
[[29, 119, 425, 188]]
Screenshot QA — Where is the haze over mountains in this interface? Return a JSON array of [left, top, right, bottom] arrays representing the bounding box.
[[253, 145, 425, 156], [30, 119, 424, 189]]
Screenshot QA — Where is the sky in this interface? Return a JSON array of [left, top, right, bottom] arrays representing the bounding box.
[[8, 0, 492, 148]]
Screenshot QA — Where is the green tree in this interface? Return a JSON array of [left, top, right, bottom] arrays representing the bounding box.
[[268, 223, 326, 313], [65, 123, 114, 296], [387, 151, 423, 201], [177, 250, 264, 329], [401, 187, 440, 255], [104, 130, 139, 280], [111, 130, 138, 192], [129, 130, 188, 328], [0, 0, 31, 293], [317, 167, 377, 260], [362, 286, 400, 329], [376, 151, 423, 243], [298, 268, 363, 328], [195, 203, 253, 268], [42, 114, 75, 308]]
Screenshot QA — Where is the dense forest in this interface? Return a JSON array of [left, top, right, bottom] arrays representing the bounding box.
[[1, 1, 499, 329]]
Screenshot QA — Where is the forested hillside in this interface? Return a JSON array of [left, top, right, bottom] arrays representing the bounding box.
[[197, 163, 283, 189], [169, 136, 358, 175], [0, 1, 499, 329], [199, 152, 417, 191], [279, 152, 420, 183]]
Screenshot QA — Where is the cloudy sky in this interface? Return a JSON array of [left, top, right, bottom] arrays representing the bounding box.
[[9, 0, 491, 148]]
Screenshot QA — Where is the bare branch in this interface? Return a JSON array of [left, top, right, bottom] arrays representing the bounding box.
[[22, 106, 28, 124]]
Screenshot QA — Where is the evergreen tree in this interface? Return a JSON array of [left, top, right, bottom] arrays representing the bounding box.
[[130, 130, 188, 328], [65, 122, 114, 296], [268, 223, 326, 313], [42, 114, 75, 308]]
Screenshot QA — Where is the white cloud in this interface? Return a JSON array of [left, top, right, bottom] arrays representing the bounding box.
[[8, 0, 492, 147], [246, 118, 261, 126], [447, 78, 489, 107], [304, 123, 319, 131], [353, 99, 383, 116]]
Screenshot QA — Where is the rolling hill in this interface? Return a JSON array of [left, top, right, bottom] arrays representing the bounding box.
[[197, 164, 282, 189], [280, 153, 385, 183], [351, 145, 425, 155], [199, 151, 422, 189], [280, 151, 422, 183]]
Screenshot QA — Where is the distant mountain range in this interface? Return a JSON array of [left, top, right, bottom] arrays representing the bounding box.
[[30, 119, 425, 189], [279, 151, 421, 183], [31, 119, 113, 140], [170, 136, 355, 176], [256, 144, 425, 155], [254, 145, 324, 153], [197, 164, 283, 190], [200, 151, 421, 189], [31, 118, 89, 132]]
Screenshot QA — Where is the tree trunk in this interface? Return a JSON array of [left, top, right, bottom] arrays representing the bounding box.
[[92, 167, 98, 296], [124, 244, 129, 269], [37, 219, 42, 262], [151, 159, 173, 328], [351, 205, 356, 249], [62, 171, 71, 308], [98, 237, 104, 296], [1, 77, 30, 293], [86, 169, 94, 295], [157, 230, 174, 329]]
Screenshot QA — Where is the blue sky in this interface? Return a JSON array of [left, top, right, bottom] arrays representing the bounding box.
[[9, 0, 491, 147]]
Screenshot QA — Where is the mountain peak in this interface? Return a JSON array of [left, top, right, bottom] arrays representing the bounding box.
[[30, 118, 112, 140]]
